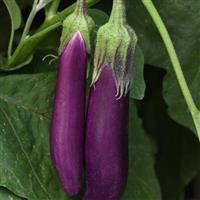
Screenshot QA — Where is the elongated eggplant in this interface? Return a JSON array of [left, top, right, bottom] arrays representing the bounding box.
[[50, 31, 87, 196], [84, 0, 137, 197], [84, 66, 129, 200]]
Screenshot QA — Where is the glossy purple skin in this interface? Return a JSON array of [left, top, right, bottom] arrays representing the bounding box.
[[50, 32, 87, 196], [84, 66, 129, 200]]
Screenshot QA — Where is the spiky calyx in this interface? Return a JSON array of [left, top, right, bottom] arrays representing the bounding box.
[[92, 0, 137, 99], [58, 0, 95, 55]]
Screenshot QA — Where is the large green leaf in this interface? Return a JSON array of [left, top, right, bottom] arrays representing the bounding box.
[[126, 0, 200, 135], [0, 69, 69, 199], [123, 100, 161, 200], [140, 66, 200, 200]]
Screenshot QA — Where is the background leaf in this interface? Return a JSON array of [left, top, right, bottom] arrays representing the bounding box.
[[130, 46, 145, 100], [140, 66, 200, 200], [123, 100, 161, 200], [0, 68, 69, 200], [0, 187, 25, 200], [88, 9, 109, 27], [126, 0, 200, 136], [3, 0, 22, 30]]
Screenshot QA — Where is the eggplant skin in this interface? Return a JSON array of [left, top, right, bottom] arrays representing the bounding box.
[[84, 66, 129, 200], [50, 31, 87, 196]]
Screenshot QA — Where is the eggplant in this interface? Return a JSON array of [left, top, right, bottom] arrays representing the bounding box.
[[50, 31, 87, 196], [84, 66, 129, 200]]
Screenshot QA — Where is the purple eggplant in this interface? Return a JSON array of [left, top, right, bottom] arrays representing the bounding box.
[[50, 31, 87, 196], [84, 66, 129, 200]]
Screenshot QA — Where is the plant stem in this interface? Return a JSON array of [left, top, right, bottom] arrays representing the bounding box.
[[75, 0, 87, 14], [109, 0, 126, 24], [46, 0, 61, 19], [20, 0, 38, 41], [141, 0, 200, 139], [8, 22, 14, 58]]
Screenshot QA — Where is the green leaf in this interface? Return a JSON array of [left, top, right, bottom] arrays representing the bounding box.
[[123, 100, 161, 200], [130, 46, 145, 100], [3, 0, 22, 30], [0, 65, 69, 199], [126, 0, 200, 136], [88, 9, 109, 27], [0, 187, 25, 200], [139, 67, 200, 200]]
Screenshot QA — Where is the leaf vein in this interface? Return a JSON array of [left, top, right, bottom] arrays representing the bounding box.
[[0, 107, 52, 200]]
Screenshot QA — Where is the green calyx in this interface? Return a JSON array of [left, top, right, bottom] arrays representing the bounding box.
[[92, 0, 137, 98], [58, 0, 95, 55]]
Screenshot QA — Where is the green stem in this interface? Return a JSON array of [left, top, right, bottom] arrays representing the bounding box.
[[141, 0, 200, 139], [46, 0, 61, 19], [8, 22, 14, 58], [75, 0, 87, 14], [20, 0, 38, 41], [109, 0, 126, 24]]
